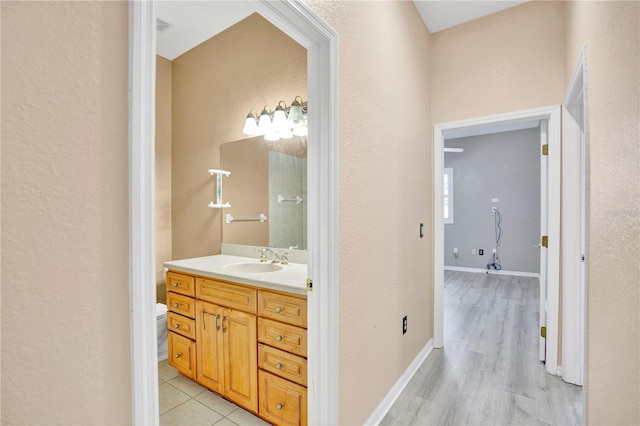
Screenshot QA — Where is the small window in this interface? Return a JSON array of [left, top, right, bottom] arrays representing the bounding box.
[[444, 167, 454, 224]]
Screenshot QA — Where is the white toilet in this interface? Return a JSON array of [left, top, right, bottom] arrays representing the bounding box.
[[156, 303, 168, 361]]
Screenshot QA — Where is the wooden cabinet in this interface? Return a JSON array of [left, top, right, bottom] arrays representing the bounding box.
[[167, 271, 197, 378], [168, 331, 196, 378], [196, 300, 258, 412], [166, 269, 307, 425], [257, 289, 308, 426], [259, 370, 307, 426]]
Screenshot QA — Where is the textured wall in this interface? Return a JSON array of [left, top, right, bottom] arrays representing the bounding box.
[[564, 2, 640, 423], [444, 129, 541, 273], [170, 13, 307, 260], [156, 56, 172, 304], [1, 1, 131, 424], [305, 1, 433, 424], [431, 1, 565, 124]]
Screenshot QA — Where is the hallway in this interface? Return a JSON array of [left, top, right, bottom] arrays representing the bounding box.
[[381, 271, 584, 425]]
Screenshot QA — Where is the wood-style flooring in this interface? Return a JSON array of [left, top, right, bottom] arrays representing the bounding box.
[[381, 271, 584, 426]]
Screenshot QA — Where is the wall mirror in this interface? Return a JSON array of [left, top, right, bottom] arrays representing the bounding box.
[[221, 135, 307, 249]]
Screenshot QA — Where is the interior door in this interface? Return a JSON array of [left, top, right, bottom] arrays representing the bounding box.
[[561, 46, 588, 386], [539, 119, 549, 362]]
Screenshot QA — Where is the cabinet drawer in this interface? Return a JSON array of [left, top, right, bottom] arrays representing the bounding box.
[[258, 291, 307, 328], [258, 318, 307, 357], [196, 278, 257, 314], [167, 292, 195, 319], [168, 332, 195, 379], [167, 312, 195, 340], [259, 344, 307, 386], [166, 271, 195, 297], [259, 371, 307, 426]]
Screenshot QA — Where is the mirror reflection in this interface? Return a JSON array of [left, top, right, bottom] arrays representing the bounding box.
[[221, 136, 307, 249]]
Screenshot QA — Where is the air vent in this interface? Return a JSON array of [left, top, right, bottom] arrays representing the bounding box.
[[156, 17, 174, 34]]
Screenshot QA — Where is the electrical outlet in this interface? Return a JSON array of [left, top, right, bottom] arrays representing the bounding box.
[[472, 249, 476, 255], [453, 247, 458, 254], [402, 316, 408, 334], [479, 249, 484, 255], [493, 248, 497, 253]]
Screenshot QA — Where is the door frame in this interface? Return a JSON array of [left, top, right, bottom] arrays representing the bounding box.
[[128, 1, 339, 424], [561, 45, 588, 386], [433, 106, 562, 375]]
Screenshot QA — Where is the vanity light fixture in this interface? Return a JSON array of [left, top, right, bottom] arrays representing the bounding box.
[[257, 106, 272, 134], [241, 96, 308, 141], [242, 110, 259, 136]]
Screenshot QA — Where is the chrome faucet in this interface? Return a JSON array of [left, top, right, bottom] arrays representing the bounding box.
[[256, 248, 280, 263]]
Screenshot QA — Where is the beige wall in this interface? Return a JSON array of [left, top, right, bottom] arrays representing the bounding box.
[[156, 56, 172, 304], [306, 2, 432, 424], [220, 137, 270, 247], [431, 1, 565, 124], [170, 13, 307, 260], [1, 1, 131, 424], [564, 2, 640, 423]]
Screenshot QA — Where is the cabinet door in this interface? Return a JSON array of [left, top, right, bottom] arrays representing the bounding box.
[[168, 332, 195, 379], [196, 301, 224, 394], [223, 308, 258, 412], [259, 371, 307, 426]]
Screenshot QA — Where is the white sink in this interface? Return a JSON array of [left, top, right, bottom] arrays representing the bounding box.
[[223, 262, 284, 274]]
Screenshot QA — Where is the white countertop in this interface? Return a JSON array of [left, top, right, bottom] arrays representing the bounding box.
[[164, 254, 308, 295]]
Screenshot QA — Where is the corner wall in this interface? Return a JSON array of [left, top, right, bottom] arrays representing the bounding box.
[[305, 2, 432, 424], [564, 2, 640, 423]]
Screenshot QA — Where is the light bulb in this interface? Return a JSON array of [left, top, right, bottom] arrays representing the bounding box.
[[257, 107, 272, 134], [242, 112, 258, 135], [272, 101, 288, 131]]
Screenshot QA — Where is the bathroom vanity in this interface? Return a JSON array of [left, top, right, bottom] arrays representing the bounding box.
[[164, 255, 307, 426]]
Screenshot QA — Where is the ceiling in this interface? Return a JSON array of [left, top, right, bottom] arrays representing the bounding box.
[[156, 1, 528, 60]]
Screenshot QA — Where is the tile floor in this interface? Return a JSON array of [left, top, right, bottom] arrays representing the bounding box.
[[158, 360, 271, 426]]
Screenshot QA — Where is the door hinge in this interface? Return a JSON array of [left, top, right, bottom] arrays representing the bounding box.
[[540, 326, 547, 338], [581, 254, 585, 262], [541, 235, 548, 248], [542, 144, 549, 156], [306, 278, 313, 292]]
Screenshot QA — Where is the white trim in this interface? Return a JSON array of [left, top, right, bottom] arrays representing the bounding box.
[[363, 340, 434, 426], [434, 106, 561, 375], [129, 1, 339, 424], [444, 266, 540, 278], [561, 45, 588, 387], [129, 1, 158, 424], [539, 119, 549, 362]]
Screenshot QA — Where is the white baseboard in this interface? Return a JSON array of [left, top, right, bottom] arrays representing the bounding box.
[[444, 265, 540, 278], [364, 339, 434, 425]]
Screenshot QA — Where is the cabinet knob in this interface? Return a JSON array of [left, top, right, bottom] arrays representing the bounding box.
[[173, 303, 179, 308], [276, 363, 283, 370], [276, 403, 284, 410], [276, 335, 283, 342], [275, 306, 283, 313], [175, 353, 181, 358], [174, 324, 180, 328], [172, 282, 179, 287]]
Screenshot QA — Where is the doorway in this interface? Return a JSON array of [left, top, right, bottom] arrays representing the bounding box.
[[128, 1, 338, 424], [433, 106, 562, 373]]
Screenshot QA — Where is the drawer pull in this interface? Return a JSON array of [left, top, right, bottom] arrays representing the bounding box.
[[174, 353, 182, 358], [173, 303, 180, 308], [276, 363, 283, 370], [215, 314, 221, 331], [276, 403, 284, 410], [174, 324, 180, 329], [275, 306, 283, 313], [275, 335, 283, 342], [222, 317, 227, 333], [172, 282, 179, 287]]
